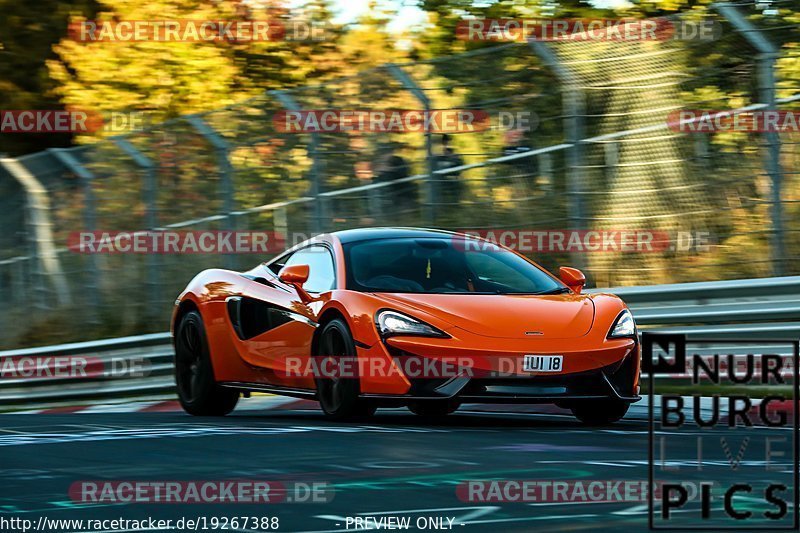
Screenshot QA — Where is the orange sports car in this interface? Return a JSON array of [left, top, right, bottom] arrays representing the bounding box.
[[171, 228, 640, 424]]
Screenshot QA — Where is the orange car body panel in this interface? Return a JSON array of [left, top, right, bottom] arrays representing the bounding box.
[[172, 231, 641, 398]]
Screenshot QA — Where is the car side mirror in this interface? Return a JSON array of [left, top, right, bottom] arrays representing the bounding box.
[[278, 264, 312, 302], [279, 264, 309, 285], [559, 267, 586, 294]]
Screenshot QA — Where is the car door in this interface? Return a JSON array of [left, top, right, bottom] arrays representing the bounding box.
[[228, 245, 336, 389]]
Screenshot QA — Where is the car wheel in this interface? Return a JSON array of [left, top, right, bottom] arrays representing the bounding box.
[[174, 310, 239, 416], [571, 399, 629, 425], [315, 318, 376, 420], [408, 400, 460, 417]]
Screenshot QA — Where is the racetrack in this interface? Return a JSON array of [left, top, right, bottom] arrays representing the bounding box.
[[1, 403, 796, 532]]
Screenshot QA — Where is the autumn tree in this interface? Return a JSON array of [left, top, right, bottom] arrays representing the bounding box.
[[0, 0, 98, 155]]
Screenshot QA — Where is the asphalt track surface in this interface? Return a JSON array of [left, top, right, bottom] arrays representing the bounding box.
[[0, 406, 797, 533]]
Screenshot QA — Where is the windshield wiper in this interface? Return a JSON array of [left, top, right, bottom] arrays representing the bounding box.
[[537, 287, 572, 295]]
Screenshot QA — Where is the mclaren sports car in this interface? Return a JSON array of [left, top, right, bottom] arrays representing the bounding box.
[[171, 228, 641, 424]]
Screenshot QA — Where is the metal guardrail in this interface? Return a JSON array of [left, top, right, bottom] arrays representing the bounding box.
[[1, 276, 798, 406], [0, 334, 173, 406], [604, 276, 800, 335]]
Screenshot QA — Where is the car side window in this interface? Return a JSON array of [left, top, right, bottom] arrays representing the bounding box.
[[267, 251, 293, 275], [283, 245, 336, 293]]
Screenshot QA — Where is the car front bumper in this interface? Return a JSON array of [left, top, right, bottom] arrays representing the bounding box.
[[356, 329, 641, 402]]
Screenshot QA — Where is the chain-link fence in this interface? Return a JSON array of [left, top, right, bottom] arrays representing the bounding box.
[[0, 3, 798, 348]]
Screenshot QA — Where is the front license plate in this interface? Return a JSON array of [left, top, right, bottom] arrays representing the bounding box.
[[523, 355, 564, 373]]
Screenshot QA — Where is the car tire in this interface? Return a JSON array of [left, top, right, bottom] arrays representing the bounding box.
[[174, 310, 239, 416], [408, 400, 460, 417], [571, 399, 629, 425], [315, 318, 376, 420]]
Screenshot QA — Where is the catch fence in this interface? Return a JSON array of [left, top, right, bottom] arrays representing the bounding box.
[[0, 3, 797, 348]]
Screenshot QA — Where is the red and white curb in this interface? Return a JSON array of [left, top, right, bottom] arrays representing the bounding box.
[[9, 394, 301, 415]]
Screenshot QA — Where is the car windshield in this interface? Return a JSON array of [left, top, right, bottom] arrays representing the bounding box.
[[343, 237, 566, 294]]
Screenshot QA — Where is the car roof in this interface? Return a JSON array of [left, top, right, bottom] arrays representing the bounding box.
[[333, 227, 459, 244]]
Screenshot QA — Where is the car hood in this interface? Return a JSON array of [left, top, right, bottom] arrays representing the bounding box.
[[376, 293, 596, 339]]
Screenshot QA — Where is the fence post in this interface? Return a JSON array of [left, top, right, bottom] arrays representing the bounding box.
[[1, 157, 72, 309], [114, 138, 160, 320], [386, 63, 436, 226], [714, 2, 785, 276], [538, 152, 553, 195], [694, 135, 710, 170], [527, 40, 587, 272], [274, 206, 289, 252], [49, 149, 98, 316], [184, 115, 237, 270], [604, 141, 619, 183], [13, 258, 24, 303], [270, 90, 325, 235]]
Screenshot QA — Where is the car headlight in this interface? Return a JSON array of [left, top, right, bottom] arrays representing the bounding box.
[[376, 310, 449, 339], [608, 309, 636, 338]]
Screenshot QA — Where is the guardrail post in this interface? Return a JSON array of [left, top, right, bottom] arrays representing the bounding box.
[[49, 149, 98, 318], [714, 2, 785, 276], [184, 115, 237, 270], [270, 90, 325, 235], [114, 138, 160, 321], [386, 64, 436, 226], [527, 40, 587, 271]]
